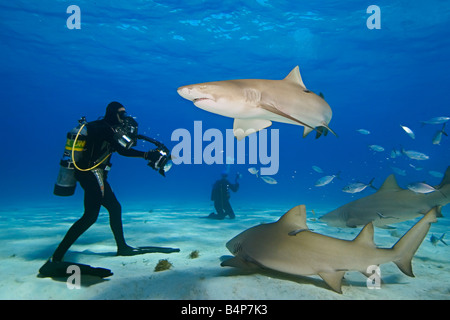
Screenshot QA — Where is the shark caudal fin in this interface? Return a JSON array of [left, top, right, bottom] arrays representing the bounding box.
[[392, 208, 437, 277]]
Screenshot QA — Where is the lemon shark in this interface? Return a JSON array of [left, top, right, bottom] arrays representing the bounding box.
[[221, 205, 437, 293], [177, 66, 336, 140], [320, 166, 450, 228]]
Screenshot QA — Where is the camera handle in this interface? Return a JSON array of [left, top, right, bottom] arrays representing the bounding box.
[[137, 134, 170, 176]]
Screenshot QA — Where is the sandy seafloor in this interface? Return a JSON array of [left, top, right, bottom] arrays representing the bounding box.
[[0, 201, 448, 300]]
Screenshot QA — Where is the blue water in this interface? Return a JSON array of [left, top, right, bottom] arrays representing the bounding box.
[[1, 0, 449, 215], [1, 0, 450, 301]]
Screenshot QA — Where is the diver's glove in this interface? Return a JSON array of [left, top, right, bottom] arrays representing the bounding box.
[[145, 148, 169, 176]]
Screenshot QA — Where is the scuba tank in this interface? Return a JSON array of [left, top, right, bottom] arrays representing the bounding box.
[[53, 117, 88, 196]]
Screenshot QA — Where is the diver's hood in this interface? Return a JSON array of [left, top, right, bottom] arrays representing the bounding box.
[[104, 101, 125, 126]]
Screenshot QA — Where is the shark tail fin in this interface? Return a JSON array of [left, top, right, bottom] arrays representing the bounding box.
[[392, 208, 437, 277]]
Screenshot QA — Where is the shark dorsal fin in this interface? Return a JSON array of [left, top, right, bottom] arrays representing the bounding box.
[[277, 205, 309, 231], [438, 166, 450, 189], [378, 174, 402, 192], [354, 223, 376, 247], [283, 66, 306, 89]]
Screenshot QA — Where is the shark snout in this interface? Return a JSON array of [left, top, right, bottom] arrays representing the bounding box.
[[177, 86, 193, 100], [177, 85, 214, 103]]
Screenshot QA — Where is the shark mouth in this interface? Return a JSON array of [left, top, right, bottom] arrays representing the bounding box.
[[193, 97, 213, 103]]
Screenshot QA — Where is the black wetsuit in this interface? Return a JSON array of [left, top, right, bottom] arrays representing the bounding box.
[[52, 118, 145, 262], [210, 177, 239, 220]]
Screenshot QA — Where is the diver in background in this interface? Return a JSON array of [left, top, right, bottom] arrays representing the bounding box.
[[208, 172, 240, 220], [49, 102, 174, 263]]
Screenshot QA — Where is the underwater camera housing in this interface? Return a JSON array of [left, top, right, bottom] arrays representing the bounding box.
[[113, 115, 139, 149], [138, 134, 171, 177], [113, 116, 171, 176]]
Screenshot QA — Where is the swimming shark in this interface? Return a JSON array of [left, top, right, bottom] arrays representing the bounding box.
[[221, 205, 437, 293], [177, 66, 336, 140], [320, 166, 450, 228]]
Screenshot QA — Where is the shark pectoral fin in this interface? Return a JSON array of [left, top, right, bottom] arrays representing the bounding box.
[[220, 256, 260, 270], [259, 102, 316, 132], [221, 256, 244, 268], [233, 118, 272, 140], [318, 271, 346, 294]]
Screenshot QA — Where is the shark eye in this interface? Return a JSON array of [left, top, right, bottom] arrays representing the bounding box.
[[303, 89, 311, 93]]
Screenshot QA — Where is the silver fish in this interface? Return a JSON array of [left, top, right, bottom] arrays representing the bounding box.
[[248, 167, 259, 176], [407, 182, 440, 195], [390, 166, 406, 176], [432, 123, 447, 145], [402, 149, 429, 161], [356, 129, 370, 135], [429, 171, 444, 178], [421, 116, 450, 125], [430, 233, 447, 246], [315, 172, 340, 187], [390, 149, 402, 159], [368, 145, 384, 152], [409, 164, 423, 171], [312, 165, 323, 173], [260, 176, 278, 184], [400, 125, 415, 139], [342, 178, 376, 194]]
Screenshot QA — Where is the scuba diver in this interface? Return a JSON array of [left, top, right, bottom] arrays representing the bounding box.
[[207, 172, 240, 220], [40, 102, 178, 278]]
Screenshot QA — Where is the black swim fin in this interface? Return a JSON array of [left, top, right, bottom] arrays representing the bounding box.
[[38, 259, 113, 278], [117, 246, 180, 256]]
